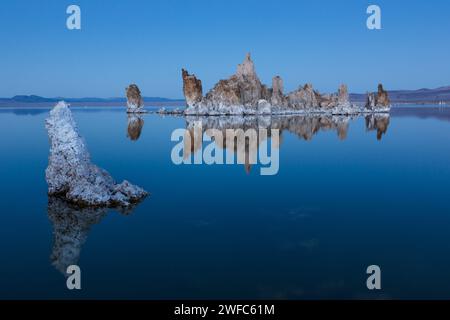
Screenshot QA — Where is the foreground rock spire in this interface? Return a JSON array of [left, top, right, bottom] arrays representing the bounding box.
[[45, 101, 148, 207], [182, 53, 390, 115]]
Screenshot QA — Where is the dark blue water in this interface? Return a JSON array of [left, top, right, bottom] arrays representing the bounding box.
[[0, 106, 450, 299]]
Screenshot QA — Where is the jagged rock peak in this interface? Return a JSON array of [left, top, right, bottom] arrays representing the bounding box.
[[272, 76, 284, 95], [45, 101, 148, 207], [337, 84, 350, 107], [126, 84, 145, 113], [236, 53, 257, 78], [181, 53, 390, 115], [271, 76, 285, 106], [376, 83, 390, 107], [365, 83, 390, 110], [182, 69, 203, 107]]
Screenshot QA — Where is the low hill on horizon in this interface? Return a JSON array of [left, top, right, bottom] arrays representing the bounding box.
[[350, 86, 450, 104], [0, 95, 184, 103], [0, 95, 186, 107]]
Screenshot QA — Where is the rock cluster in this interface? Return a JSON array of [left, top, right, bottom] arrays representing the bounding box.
[[365, 84, 391, 111], [182, 53, 385, 115], [45, 101, 148, 207], [126, 84, 145, 113]]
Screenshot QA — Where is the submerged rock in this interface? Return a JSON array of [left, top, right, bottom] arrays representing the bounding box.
[[126, 84, 145, 113], [181, 53, 382, 115], [45, 101, 148, 207]]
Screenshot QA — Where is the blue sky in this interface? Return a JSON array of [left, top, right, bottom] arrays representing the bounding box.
[[0, 0, 449, 98]]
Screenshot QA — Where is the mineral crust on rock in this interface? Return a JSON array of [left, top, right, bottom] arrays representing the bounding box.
[[126, 84, 146, 113], [182, 53, 390, 115], [45, 101, 148, 207]]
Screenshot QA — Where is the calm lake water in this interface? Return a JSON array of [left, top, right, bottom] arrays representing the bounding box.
[[0, 105, 450, 299]]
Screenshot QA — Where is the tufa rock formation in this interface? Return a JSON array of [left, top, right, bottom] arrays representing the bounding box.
[[376, 84, 390, 107], [45, 101, 148, 207], [365, 84, 391, 110], [182, 69, 203, 107], [126, 84, 145, 113], [181, 114, 389, 173], [365, 114, 390, 140], [181, 53, 386, 115]]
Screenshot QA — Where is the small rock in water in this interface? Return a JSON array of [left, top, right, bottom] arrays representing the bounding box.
[[365, 83, 391, 111], [45, 101, 148, 207], [126, 84, 146, 113]]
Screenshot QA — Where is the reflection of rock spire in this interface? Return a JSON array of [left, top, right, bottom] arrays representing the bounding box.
[[181, 114, 390, 173], [48, 196, 140, 275], [185, 115, 355, 143], [127, 114, 145, 141], [365, 114, 390, 140], [48, 197, 108, 274]]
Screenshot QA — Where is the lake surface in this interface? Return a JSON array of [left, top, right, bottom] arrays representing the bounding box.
[[0, 105, 450, 299]]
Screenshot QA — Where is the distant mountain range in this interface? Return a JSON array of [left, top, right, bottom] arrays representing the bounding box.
[[350, 86, 450, 104], [0, 95, 184, 106], [1, 86, 449, 107]]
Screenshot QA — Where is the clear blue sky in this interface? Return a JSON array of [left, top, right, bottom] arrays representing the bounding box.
[[0, 0, 449, 98]]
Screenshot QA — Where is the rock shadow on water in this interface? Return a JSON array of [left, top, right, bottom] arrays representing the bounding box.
[[127, 114, 145, 141], [47, 196, 141, 275]]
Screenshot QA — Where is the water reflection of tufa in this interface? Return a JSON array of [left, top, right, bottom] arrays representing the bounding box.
[[127, 114, 145, 141], [183, 114, 390, 173], [183, 116, 278, 174], [186, 114, 390, 142], [47, 196, 137, 275], [365, 114, 390, 140]]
